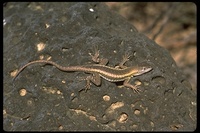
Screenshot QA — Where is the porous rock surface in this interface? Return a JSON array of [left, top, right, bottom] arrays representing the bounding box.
[[3, 2, 196, 131]]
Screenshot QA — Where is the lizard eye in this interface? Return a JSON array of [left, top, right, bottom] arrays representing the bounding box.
[[142, 67, 146, 72]]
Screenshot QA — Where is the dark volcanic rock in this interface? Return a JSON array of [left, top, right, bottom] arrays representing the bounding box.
[[3, 2, 196, 131]]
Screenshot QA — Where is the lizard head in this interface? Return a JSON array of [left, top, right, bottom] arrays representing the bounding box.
[[126, 64, 152, 78], [133, 65, 152, 76]]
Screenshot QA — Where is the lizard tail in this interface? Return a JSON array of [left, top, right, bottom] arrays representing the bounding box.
[[13, 60, 66, 81]]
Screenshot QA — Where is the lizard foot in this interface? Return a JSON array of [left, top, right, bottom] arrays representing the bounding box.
[[89, 46, 100, 63], [123, 82, 141, 93]]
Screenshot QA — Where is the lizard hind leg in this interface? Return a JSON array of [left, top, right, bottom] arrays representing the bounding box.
[[89, 46, 100, 63], [89, 46, 108, 65], [83, 73, 101, 92]]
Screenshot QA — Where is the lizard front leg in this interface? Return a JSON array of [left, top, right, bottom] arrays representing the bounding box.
[[116, 52, 132, 69], [123, 77, 141, 93]]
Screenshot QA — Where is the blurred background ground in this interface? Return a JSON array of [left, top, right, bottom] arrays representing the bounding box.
[[105, 2, 196, 92]]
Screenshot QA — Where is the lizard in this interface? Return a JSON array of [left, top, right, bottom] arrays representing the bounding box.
[[13, 49, 152, 93]]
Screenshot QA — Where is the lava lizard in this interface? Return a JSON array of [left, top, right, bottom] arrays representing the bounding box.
[[13, 49, 152, 93]]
